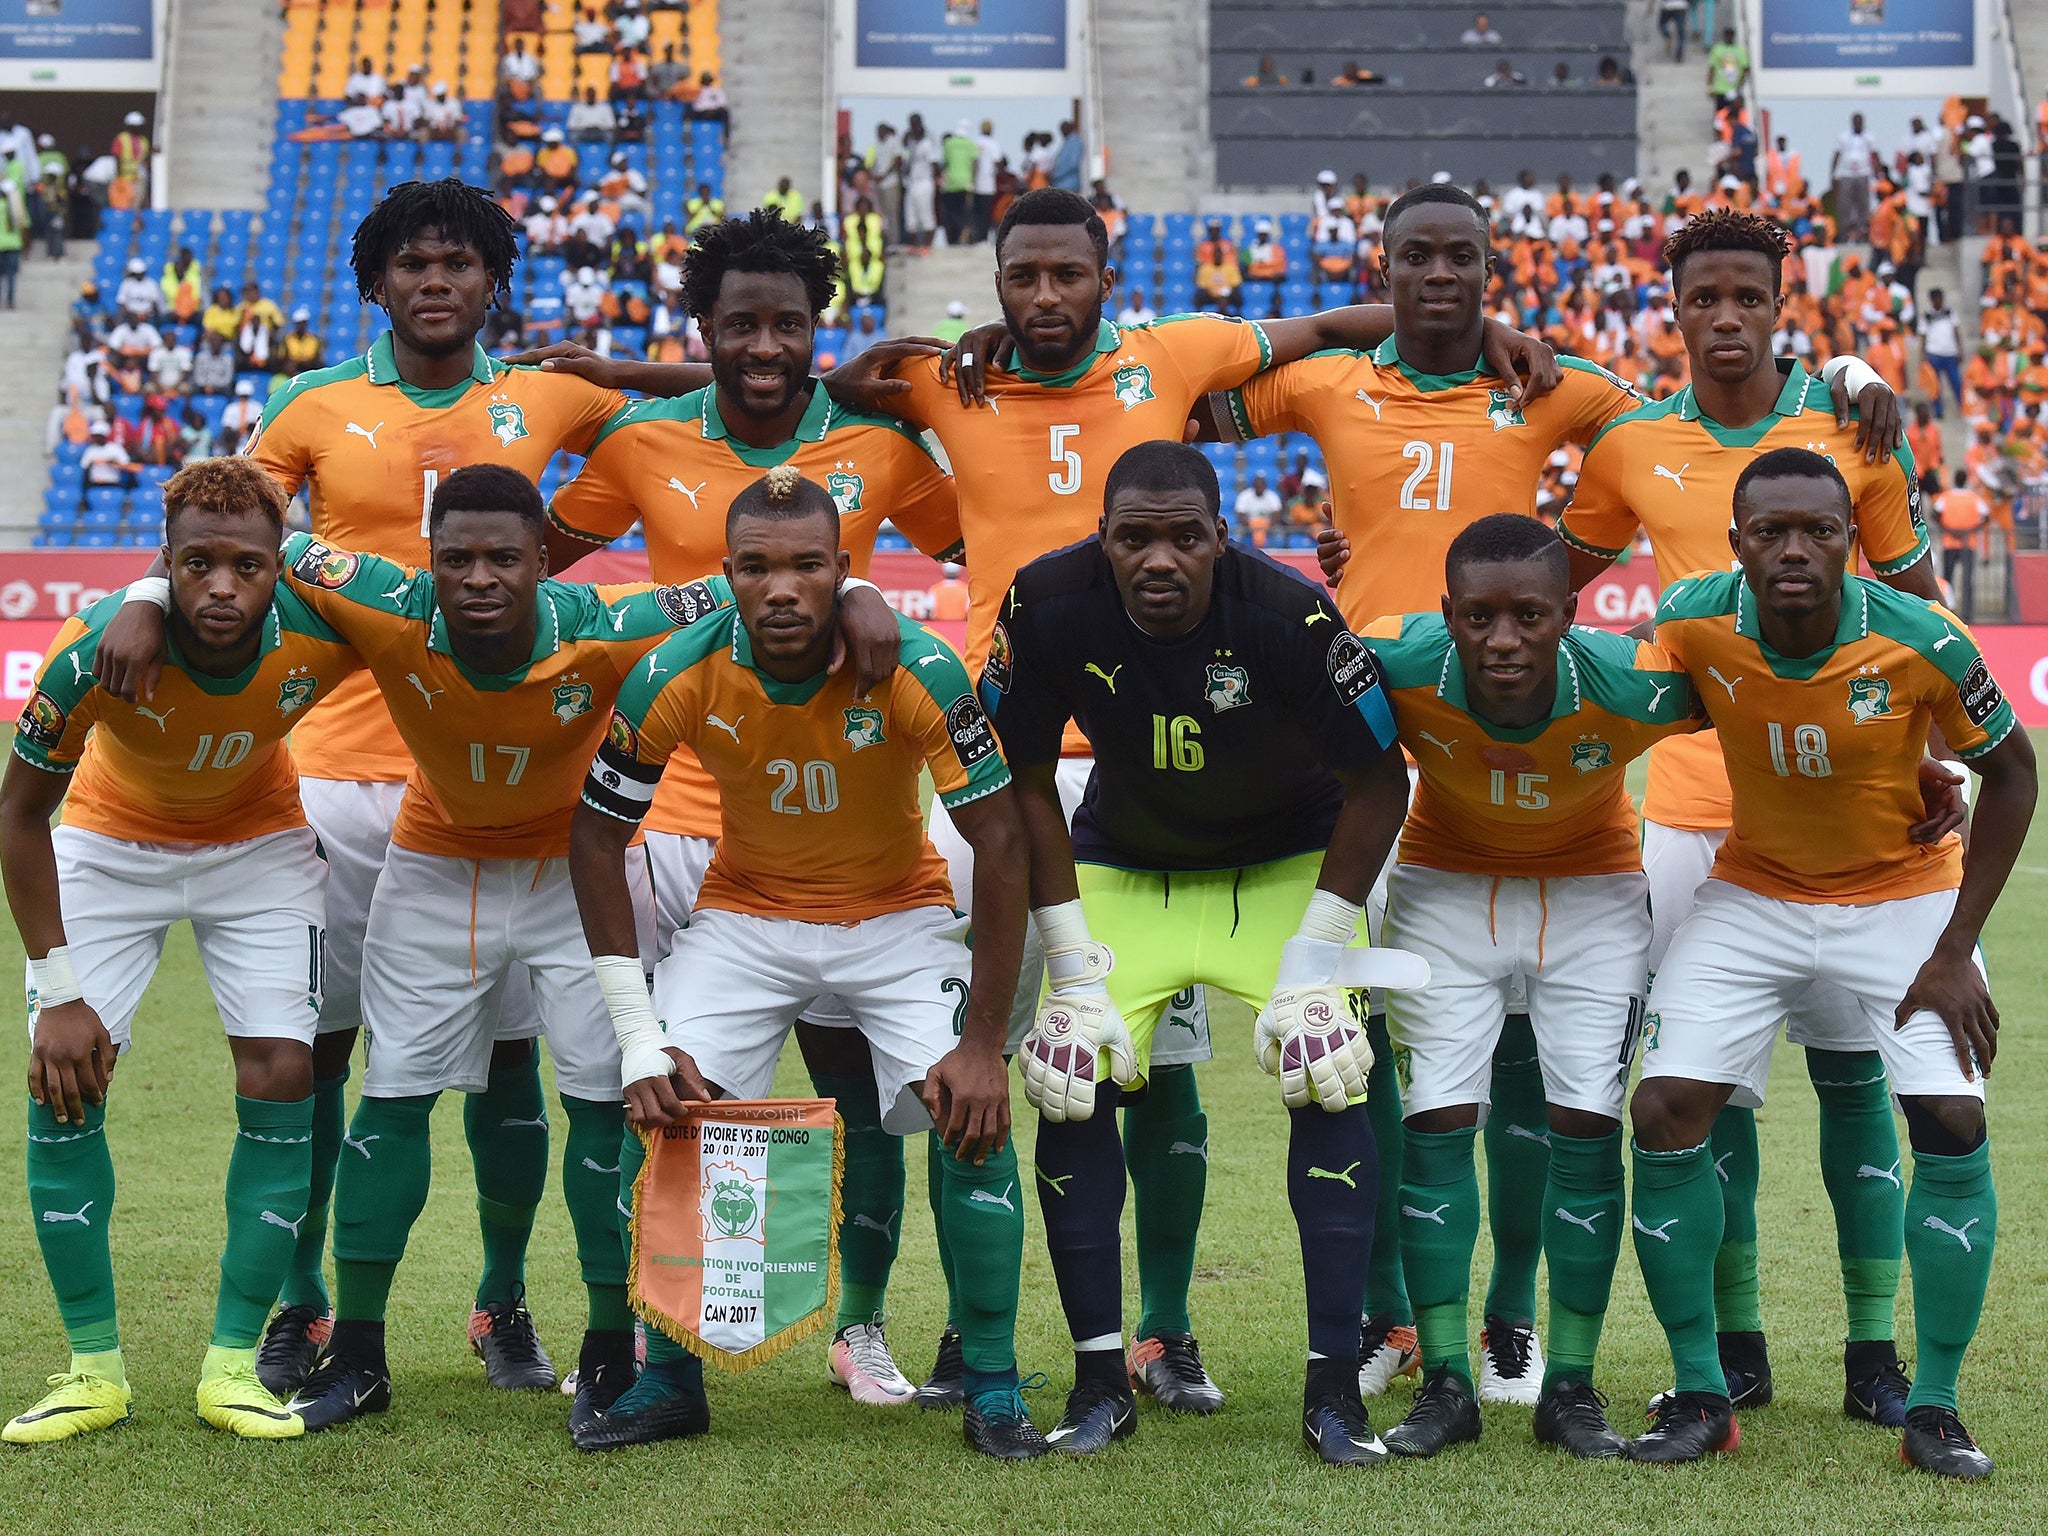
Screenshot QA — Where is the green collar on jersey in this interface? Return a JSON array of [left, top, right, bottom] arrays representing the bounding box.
[[1670, 359, 1812, 448], [1435, 630, 1583, 741], [1369, 333, 1490, 393], [1008, 318, 1120, 387], [164, 604, 283, 694], [1733, 569, 1869, 678], [701, 380, 834, 465], [426, 584, 564, 687], [728, 610, 833, 704], [365, 331, 499, 409]]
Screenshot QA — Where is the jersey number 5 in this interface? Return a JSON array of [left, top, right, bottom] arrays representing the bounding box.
[[1048, 424, 1082, 495]]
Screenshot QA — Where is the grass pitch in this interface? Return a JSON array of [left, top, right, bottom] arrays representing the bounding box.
[[1, 742, 2044, 1534]]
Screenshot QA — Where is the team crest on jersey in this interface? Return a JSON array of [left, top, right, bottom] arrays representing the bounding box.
[[826, 470, 864, 514], [1486, 389, 1526, 431], [983, 620, 1013, 694], [551, 681, 594, 722], [292, 541, 358, 589], [276, 673, 319, 716], [1570, 737, 1613, 773], [842, 704, 886, 750], [1847, 673, 1893, 724], [1112, 361, 1156, 410], [1203, 661, 1251, 712], [20, 690, 65, 749], [487, 400, 531, 446]]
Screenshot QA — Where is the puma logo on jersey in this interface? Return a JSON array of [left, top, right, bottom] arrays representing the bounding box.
[[968, 1181, 1017, 1213], [405, 673, 443, 708], [345, 421, 384, 450], [1857, 1161, 1902, 1188], [41, 1201, 93, 1225], [1633, 1214, 1679, 1242], [1505, 1124, 1550, 1147], [1923, 1215, 1980, 1252], [705, 712, 743, 743], [914, 652, 947, 667], [852, 1211, 900, 1239], [259, 1209, 305, 1238], [382, 578, 413, 603], [1418, 731, 1457, 757], [617, 1195, 635, 1220], [1353, 388, 1386, 420], [1085, 662, 1123, 693], [1168, 1139, 1209, 1161], [1652, 462, 1689, 492], [1306, 607, 1332, 627], [133, 704, 175, 731], [644, 653, 669, 681], [1034, 1166, 1073, 1196], [667, 478, 707, 508], [1554, 1206, 1605, 1235], [1708, 667, 1743, 701], [1647, 679, 1672, 709], [1933, 626, 1961, 651], [68, 652, 87, 685], [343, 1133, 379, 1159], [1401, 1202, 1450, 1225], [581, 1157, 621, 1175], [1308, 1161, 1361, 1188]]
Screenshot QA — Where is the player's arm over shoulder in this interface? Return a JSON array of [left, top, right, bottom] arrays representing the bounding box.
[[1570, 625, 1705, 735], [279, 530, 416, 618], [12, 608, 110, 774], [1554, 355, 1643, 443], [585, 573, 736, 639], [582, 615, 732, 823], [895, 621, 1011, 808], [1222, 349, 1342, 440]]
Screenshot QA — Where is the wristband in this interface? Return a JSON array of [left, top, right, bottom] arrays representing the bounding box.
[[592, 953, 673, 1086], [838, 575, 881, 597], [30, 947, 83, 1008], [122, 577, 170, 611], [1034, 899, 1112, 991], [1822, 354, 1884, 398]]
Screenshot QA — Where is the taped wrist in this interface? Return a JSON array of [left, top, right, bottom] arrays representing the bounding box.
[[1034, 900, 1112, 991], [30, 947, 82, 1008], [593, 953, 670, 1084]]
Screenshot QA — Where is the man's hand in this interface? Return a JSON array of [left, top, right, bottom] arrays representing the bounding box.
[[820, 336, 948, 413], [498, 340, 622, 389], [623, 1044, 715, 1128], [1910, 757, 1967, 844], [1897, 939, 1996, 1080], [29, 1000, 116, 1124], [829, 584, 903, 699], [1312, 501, 1348, 587], [92, 600, 168, 702], [938, 322, 1011, 406], [1479, 318, 1562, 407], [1828, 374, 1906, 462], [1019, 991, 1139, 1123], [921, 1043, 1012, 1164], [1255, 986, 1372, 1110]]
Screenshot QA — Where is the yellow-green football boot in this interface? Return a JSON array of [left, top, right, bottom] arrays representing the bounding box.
[[3, 1373, 133, 1445]]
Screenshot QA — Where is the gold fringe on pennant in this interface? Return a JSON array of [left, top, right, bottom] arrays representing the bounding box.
[[627, 1102, 846, 1375]]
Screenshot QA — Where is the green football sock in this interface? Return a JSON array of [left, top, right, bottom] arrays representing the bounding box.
[[1708, 1104, 1761, 1334], [213, 1094, 315, 1349], [618, 1125, 683, 1365], [927, 1131, 960, 1331], [332, 1093, 437, 1323], [1631, 1139, 1727, 1396], [812, 1069, 904, 1331], [1903, 1139, 1996, 1412], [1540, 1129, 1624, 1390], [1481, 1014, 1547, 1325], [464, 1051, 548, 1309], [1807, 1048, 1903, 1342], [1364, 1013, 1412, 1324], [1401, 1125, 1480, 1389], [278, 1070, 347, 1311], [935, 1139, 1023, 1376], [25, 1098, 120, 1356], [1125, 1062, 1206, 1340], [560, 1095, 633, 1332]]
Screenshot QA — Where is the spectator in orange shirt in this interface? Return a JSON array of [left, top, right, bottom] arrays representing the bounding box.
[[1195, 219, 1242, 312], [1244, 219, 1287, 281], [1905, 400, 1945, 479], [1936, 468, 1990, 619], [929, 562, 969, 621]]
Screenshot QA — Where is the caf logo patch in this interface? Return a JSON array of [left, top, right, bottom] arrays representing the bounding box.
[[1325, 631, 1381, 705], [551, 680, 594, 722], [945, 693, 996, 768], [653, 580, 717, 627], [843, 704, 886, 750], [19, 689, 65, 749], [1958, 657, 2006, 728], [292, 540, 358, 589], [1204, 661, 1251, 712]]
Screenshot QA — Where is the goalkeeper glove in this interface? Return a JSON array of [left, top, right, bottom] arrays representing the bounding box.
[[1019, 900, 1139, 1123]]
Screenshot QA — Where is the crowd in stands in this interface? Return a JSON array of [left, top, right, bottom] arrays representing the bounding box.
[[0, 106, 159, 291]]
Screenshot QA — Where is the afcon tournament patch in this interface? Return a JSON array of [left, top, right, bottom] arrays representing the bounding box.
[[606, 711, 640, 758], [1325, 631, 1381, 704], [292, 540, 359, 589], [982, 620, 1013, 694], [1958, 657, 2005, 727], [18, 690, 65, 749], [654, 580, 719, 627], [945, 693, 997, 769]]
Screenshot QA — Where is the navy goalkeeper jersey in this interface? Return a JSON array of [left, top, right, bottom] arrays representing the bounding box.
[[984, 538, 1398, 871]]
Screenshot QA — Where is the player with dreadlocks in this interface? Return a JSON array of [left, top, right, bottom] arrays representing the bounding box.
[[90, 178, 642, 1419]]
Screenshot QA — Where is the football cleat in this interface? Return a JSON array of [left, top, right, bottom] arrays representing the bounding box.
[[572, 1363, 710, 1452], [1, 1372, 133, 1445], [1627, 1390, 1738, 1464], [567, 1329, 640, 1436], [286, 1352, 392, 1432], [1648, 1331, 1775, 1419], [1302, 1369, 1387, 1466], [1900, 1405, 1993, 1479], [256, 1304, 332, 1399], [1384, 1365, 1483, 1458], [1843, 1340, 1911, 1428], [1127, 1332, 1224, 1414], [963, 1377, 1049, 1461], [562, 1321, 647, 1398], [829, 1318, 916, 1406], [916, 1328, 965, 1411], [1532, 1379, 1626, 1460], [1357, 1315, 1421, 1397], [467, 1287, 557, 1391], [196, 1365, 304, 1439], [1476, 1315, 1543, 1406], [1044, 1377, 1137, 1455]]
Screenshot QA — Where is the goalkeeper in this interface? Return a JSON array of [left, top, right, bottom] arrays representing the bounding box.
[[982, 441, 1415, 1465]]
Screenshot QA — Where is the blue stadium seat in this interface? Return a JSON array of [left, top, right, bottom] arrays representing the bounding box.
[[117, 529, 158, 548], [81, 504, 122, 527], [38, 507, 72, 531], [35, 529, 76, 548], [79, 530, 117, 548]]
